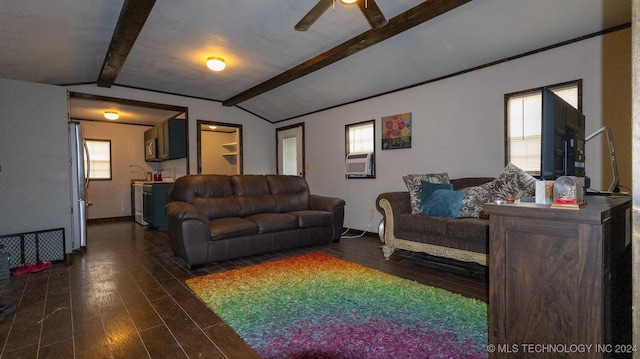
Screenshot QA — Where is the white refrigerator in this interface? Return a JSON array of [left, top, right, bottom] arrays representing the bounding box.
[[69, 122, 89, 250]]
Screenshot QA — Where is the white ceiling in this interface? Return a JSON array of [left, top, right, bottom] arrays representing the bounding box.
[[0, 0, 631, 125]]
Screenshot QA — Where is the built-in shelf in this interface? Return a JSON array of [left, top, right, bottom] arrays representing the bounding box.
[[221, 142, 238, 158]]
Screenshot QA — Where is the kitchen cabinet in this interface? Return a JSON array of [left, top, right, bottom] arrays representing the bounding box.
[[157, 118, 186, 160], [485, 196, 631, 358], [142, 182, 172, 230], [144, 118, 186, 162]]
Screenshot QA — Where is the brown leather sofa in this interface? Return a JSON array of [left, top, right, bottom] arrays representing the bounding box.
[[165, 174, 345, 268]]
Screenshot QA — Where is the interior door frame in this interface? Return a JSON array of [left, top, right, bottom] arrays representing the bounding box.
[[276, 122, 305, 177], [197, 120, 243, 174]]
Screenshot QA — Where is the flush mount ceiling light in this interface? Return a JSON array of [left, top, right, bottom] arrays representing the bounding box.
[[206, 57, 226, 71], [104, 111, 119, 120]]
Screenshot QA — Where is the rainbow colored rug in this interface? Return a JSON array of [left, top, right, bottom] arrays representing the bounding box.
[[186, 252, 488, 358]]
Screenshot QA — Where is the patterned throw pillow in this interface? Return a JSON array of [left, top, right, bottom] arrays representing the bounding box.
[[458, 183, 492, 218], [489, 163, 536, 200], [403, 173, 450, 214], [457, 163, 536, 218]]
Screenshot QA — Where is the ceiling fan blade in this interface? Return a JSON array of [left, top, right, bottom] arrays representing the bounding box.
[[357, 0, 388, 30], [295, 0, 334, 31]]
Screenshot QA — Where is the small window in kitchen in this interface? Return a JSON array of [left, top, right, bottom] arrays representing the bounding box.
[[85, 139, 112, 180]]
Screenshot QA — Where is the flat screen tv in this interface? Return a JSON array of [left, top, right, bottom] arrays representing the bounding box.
[[540, 87, 586, 181]]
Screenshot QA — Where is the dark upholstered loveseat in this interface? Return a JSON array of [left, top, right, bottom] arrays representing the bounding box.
[[376, 177, 494, 266], [165, 174, 345, 268]]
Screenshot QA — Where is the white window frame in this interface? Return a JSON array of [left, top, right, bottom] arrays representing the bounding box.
[[505, 80, 582, 176], [85, 139, 112, 180], [345, 120, 375, 178]]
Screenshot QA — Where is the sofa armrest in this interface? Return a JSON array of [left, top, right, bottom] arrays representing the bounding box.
[[309, 194, 346, 212], [165, 201, 211, 268], [376, 192, 410, 245], [165, 201, 209, 223], [309, 195, 346, 241], [376, 192, 411, 216]]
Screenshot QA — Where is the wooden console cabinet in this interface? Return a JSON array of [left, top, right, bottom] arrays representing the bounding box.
[[485, 196, 631, 359]]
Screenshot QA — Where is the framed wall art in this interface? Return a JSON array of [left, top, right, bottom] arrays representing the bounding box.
[[382, 112, 411, 150]]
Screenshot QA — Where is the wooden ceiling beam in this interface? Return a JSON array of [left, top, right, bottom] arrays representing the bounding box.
[[97, 0, 156, 88], [223, 0, 472, 107]]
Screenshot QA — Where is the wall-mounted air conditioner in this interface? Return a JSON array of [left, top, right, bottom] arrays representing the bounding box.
[[345, 152, 374, 176]]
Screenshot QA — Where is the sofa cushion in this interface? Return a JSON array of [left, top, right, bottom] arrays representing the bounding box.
[[396, 213, 448, 238], [245, 213, 299, 233], [237, 195, 277, 217], [169, 174, 234, 202], [289, 210, 332, 228], [231, 175, 271, 196], [209, 217, 258, 241], [193, 196, 242, 220], [445, 218, 489, 253], [402, 173, 450, 214], [266, 175, 310, 212], [420, 189, 464, 218]]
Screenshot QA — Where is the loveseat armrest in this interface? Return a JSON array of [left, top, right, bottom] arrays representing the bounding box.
[[165, 201, 211, 268], [309, 195, 346, 241], [376, 192, 411, 216], [376, 192, 410, 246]]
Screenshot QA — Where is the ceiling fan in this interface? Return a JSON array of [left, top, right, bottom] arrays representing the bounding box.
[[295, 0, 388, 31]]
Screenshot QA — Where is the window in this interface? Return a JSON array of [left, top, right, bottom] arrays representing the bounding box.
[[85, 139, 112, 180], [345, 120, 375, 178], [282, 136, 298, 176], [505, 80, 581, 175], [346, 120, 374, 154]]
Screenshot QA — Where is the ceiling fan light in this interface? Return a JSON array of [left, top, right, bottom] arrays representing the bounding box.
[[104, 111, 119, 120], [207, 57, 226, 71]]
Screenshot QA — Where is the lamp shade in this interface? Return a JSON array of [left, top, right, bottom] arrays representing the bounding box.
[[207, 57, 226, 71], [104, 111, 119, 120], [340, 0, 358, 4]]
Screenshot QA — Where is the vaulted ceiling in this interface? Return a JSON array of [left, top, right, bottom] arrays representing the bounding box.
[[0, 0, 631, 124]]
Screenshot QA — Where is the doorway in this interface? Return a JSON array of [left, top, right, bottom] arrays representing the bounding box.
[[198, 120, 243, 175], [276, 123, 304, 176]]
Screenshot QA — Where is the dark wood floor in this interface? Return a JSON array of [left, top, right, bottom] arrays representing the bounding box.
[[0, 219, 487, 358]]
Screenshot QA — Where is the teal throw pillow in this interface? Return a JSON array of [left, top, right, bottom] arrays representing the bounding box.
[[418, 181, 454, 206], [420, 189, 464, 218]]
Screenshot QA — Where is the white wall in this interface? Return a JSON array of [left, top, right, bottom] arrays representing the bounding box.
[[280, 28, 632, 231], [1, 28, 629, 241], [0, 79, 71, 250], [79, 120, 156, 219], [65, 85, 276, 176], [201, 131, 238, 175]]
